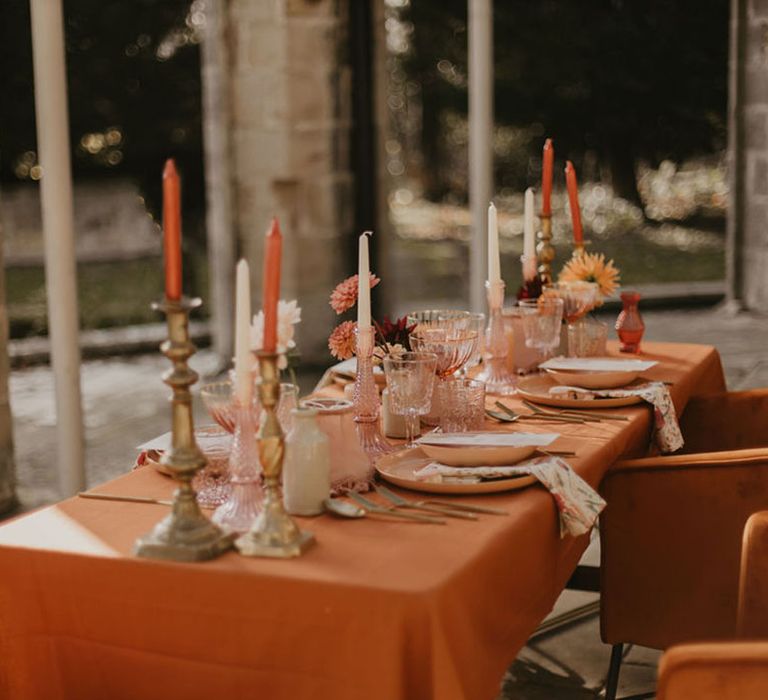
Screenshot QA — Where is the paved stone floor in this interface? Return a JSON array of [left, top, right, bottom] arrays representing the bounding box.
[[5, 304, 768, 699]]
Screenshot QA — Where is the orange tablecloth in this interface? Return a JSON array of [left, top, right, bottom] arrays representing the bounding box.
[[0, 342, 725, 700]]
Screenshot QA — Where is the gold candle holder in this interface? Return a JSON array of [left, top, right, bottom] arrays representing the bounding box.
[[135, 297, 234, 562], [235, 350, 314, 558], [537, 213, 555, 285], [572, 240, 590, 257]]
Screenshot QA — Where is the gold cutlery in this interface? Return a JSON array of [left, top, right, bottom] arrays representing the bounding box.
[[374, 484, 478, 520], [422, 499, 508, 515], [375, 484, 508, 515], [78, 492, 214, 509], [495, 401, 589, 424], [521, 399, 629, 422], [538, 448, 577, 458], [346, 491, 446, 524]]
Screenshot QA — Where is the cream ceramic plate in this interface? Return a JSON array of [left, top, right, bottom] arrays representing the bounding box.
[[543, 368, 640, 390], [375, 448, 536, 495], [517, 374, 644, 409], [419, 443, 537, 467]]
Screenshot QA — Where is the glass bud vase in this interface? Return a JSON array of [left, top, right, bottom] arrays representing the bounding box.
[[615, 291, 645, 353]]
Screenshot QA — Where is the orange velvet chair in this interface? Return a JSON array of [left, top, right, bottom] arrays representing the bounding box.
[[599, 390, 768, 700], [655, 510, 768, 699], [656, 642, 768, 700]]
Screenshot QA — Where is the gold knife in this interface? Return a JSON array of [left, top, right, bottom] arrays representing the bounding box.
[[78, 492, 214, 509]]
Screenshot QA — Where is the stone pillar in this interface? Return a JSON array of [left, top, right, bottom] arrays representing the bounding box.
[[0, 197, 17, 514], [728, 0, 768, 307], [219, 0, 353, 363], [201, 0, 236, 365]]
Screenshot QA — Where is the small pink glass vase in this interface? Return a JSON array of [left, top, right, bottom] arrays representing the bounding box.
[[615, 291, 645, 353]]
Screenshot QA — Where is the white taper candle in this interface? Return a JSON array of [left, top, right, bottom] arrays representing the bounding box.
[[234, 259, 252, 405], [357, 232, 371, 329], [524, 188, 535, 259], [488, 202, 500, 283], [523, 188, 538, 281]]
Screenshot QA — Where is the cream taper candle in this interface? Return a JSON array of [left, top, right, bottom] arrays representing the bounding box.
[[357, 232, 371, 329], [234, 259, 252, 405], [488, 202, 500, 283], [523, 188, 537, 281]]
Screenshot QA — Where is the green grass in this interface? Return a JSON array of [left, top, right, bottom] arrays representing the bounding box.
[[6, 252, 209, 338]]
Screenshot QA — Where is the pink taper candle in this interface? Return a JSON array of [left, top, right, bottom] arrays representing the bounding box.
[[262, 217, 282, 353], [162, 159, 182, 300], [564, 160, 584, 245], [541, 139, 554, 217]]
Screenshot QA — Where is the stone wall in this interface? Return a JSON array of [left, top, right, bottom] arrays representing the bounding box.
[[728, 0, 768, 307], [217, 0, 354, 363]]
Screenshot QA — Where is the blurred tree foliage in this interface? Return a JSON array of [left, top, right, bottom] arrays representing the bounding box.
[[0, 0, 203, 233], [404, 0, 729, 204]]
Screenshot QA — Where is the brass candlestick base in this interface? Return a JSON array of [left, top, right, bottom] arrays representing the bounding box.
[[537, 213, 555, 285], [235, 351, 314, 558], [135, 297, 234, 562]]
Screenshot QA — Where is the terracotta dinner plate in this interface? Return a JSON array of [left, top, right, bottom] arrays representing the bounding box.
[[375, 447, 537, 495], [517, 374, 644, 409]]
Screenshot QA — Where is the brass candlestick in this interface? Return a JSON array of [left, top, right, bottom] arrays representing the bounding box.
[[572, 240, 590, 257], [235, 350, 314, 558], [537, 213, 555, 284], [135, 297, 234, 562]]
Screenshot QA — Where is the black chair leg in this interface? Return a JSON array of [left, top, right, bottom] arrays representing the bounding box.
[[605, 643, 623, 700]]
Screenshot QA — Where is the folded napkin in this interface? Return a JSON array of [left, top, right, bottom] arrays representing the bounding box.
[[414, 456, 606, 537], [549, 381, 683, 453]]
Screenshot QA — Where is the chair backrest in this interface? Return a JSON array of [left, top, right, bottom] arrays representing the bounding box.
[[680, 389, 768, 454], [656, 512, 768, 699], [657, 642, 768, 700], [738, 510, 768, 637]]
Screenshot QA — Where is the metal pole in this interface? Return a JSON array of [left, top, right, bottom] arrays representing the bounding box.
[[201, 0, 236, 364], [468, 0, 494, 313], [29, 0, 86, 496]]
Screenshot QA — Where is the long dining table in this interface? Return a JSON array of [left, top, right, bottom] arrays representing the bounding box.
[[0, 342, 726, 700]]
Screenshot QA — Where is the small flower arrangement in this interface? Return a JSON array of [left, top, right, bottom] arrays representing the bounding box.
[[328, 275, 414, 361], [517, 275, 544, 301], [251, 299, 301, 370], [558, 252, 620, 304]]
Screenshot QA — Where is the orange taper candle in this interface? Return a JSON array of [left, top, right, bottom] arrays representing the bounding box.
[[541, 138, 554, 216], [262, 217, 282, 353], [564, 160, 583, 245], [162, 159, 182, 300]]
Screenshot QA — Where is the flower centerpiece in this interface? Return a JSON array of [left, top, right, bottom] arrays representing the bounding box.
[[517, 275, 544, 301], [251, 299, 302, 372], [555, 251, 621, 356], [327, 274, 414, 361], [558, 252, 620, 306]]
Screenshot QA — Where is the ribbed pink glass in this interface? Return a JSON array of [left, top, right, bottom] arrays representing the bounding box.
[[476, 280, 517, 395], [352, 324, 392, 458], [211, 404, 262, 532]]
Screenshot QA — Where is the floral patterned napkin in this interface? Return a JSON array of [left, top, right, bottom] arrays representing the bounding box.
[[549, 381, 683, 453], [414, 456, 606, 537]]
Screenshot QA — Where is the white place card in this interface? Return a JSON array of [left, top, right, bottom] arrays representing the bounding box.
[[540, 357, 658, 372], [417, 432, 559, 448], [332, 358, 384, 376], [136, 430, 231, 453], [136, 432, 172, 451]]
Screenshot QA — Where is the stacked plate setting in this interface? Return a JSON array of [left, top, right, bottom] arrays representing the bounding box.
[[537, 357, 658, 390]]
